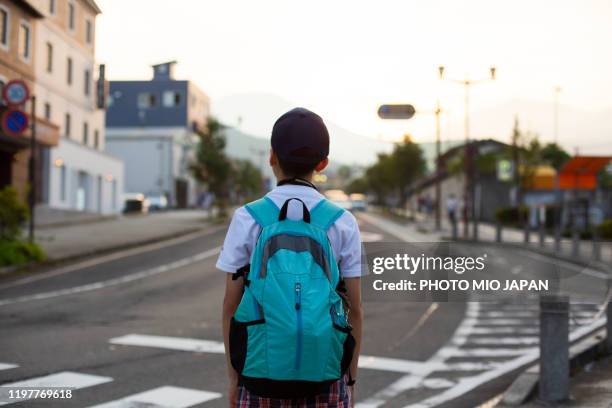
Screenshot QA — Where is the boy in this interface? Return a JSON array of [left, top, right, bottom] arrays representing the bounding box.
[[217, 107, 364, 407]]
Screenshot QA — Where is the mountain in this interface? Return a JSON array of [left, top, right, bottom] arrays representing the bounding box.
[[212, 93, 393, 166]]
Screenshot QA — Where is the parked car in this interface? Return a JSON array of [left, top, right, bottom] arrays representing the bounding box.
[[146, 194, 169, 211], [349, 193, 367, 212], [123, 193, 150, 214]]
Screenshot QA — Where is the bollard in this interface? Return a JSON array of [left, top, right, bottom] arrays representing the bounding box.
[[572, 229, 580, 258], [593, 228, 601, 262], [524, 223, 531, 244], [539, 294, 570, 403], [496, 222, 502, 243], [473, 218, 479, 242], [554, 226, 561, 253], [451, 218, 458, 240], [607, 278, 612, 353], [539, 222, 546, 248]]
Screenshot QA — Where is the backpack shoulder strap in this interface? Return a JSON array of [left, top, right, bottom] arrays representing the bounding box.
[[244, 196, 279, 228], [310, 199, 345, 231]]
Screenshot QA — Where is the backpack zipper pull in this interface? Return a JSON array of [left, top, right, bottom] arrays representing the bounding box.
[[295, 282, 301, 310]]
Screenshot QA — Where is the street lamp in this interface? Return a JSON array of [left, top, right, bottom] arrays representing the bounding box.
[[438, 65, 496, 238]]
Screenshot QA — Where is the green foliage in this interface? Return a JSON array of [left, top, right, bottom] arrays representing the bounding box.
[[0, 186, 28, 241], [541, 143, 571, 170], [495, 206, 529, 226], [190, 117, 232, 215], [0, 239, 45, 266], [337, 165, 352, 180], [233, 159, 263, 201], [350, 140, 426, 207], [597, 219, 612, 240]]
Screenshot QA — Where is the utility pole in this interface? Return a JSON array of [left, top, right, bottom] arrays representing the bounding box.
[[434, 100, 442, 231], [553, 86, 561, 143], [439, 66, 496, 238]]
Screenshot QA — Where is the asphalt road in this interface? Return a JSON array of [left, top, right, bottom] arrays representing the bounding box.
[[0, 212, 607, 408]]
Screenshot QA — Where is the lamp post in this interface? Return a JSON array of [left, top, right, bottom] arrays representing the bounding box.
[[438, 66, 496, 238], [553, 86, 561, 143]]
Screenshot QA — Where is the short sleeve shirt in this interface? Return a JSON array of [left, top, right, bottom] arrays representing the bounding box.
[[216, 185, 366, 278]]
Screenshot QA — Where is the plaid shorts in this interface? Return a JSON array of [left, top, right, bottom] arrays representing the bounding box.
[[236, 376, 351, 408]]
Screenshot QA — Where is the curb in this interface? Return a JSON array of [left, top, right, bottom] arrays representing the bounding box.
[[442, 236, 610, 272], [0, 225, 212, 278], [500, 328, 608, 406]]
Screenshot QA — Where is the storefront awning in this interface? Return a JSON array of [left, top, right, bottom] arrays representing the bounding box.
[[559, 156, 611, 190]]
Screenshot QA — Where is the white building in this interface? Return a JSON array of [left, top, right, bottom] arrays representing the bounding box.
[[33, 0, 123, 214]]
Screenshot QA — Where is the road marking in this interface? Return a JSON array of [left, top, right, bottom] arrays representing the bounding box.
[[457, 326, 539, 335], [88, 386, 222, 408], [0, 246, 222, 307], [466, 337, 539, 346], [440, 347, 535, 358], [467, 310, 536, 318], [0, 364, 17, 371], [360, 232, 384, 242], [0, 226, 226, 291], [0, 371, 112, 405], [109, 334, 225, 354]]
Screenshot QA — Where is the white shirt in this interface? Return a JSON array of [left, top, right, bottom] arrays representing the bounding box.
[[216, 185, 365, 278]]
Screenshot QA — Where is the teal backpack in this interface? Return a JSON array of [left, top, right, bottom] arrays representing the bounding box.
[[229, 197, 355, 399]]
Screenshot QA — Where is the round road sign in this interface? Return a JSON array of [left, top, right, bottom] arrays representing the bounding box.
[[2, 79, 30, 106], [1, 109, 29, 137]]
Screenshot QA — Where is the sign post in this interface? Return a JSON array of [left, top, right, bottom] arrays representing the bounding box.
[[1, 80, 35, 242]]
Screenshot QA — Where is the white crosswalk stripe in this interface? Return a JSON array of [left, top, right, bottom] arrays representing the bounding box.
[[89, 386, 222, 408], [109, 334, 225, 354], [0, 372, 112, 405]]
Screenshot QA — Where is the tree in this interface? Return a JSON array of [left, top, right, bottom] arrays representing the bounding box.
[[390, 140, 427, 208], [233, 159, 263, 202], [541, 142, 570, 170], [190, 117, 232, 215]]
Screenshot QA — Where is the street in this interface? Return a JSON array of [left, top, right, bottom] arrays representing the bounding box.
[[0, 212, 607, 408]]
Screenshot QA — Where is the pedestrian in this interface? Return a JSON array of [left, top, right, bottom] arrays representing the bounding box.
[[447, 193, 458, 224], [217, 107, 365, 407]]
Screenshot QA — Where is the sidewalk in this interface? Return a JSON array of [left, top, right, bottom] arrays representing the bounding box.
[[516, 356, 612, 408], [34, 210, 214, 263]]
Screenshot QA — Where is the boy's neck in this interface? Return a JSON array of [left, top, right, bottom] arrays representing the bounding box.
[[276, 173, 314, 183]]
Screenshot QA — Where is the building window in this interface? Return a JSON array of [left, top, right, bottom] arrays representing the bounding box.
[[93, 129, 99, 149], [46, 42, 53, 72], [44, 103, 51, 120], [84, 69, 90, 95], [65, 113, 71, 138], [86, 20, 92, 44], [0, 6, 8, 50], [49, 0, 55, 15], [162, 91, 181, 107], [68, 1, 75, 31], [67, 57, 73, 85], [83, 122, 89, 145], [137, 93, 156, 109], [19, 21, 31, 61], [60, 164, 66, 201]]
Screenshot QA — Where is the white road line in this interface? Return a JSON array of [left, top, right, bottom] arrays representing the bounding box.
[[0, 372, 112, 405], [466, 337, 539, 346], [520, 250, 608, 279], [466, 310, 536, 318], [439, 347, 534, 358], [89, 386, 222, 408], [0, 246, 221, 307], [473, 318, 537, 326], [0, 364, 17, 371], [109, 334, 225, 354]]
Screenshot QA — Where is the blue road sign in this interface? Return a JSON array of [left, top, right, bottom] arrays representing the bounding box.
[[2, 109, 29, 137]]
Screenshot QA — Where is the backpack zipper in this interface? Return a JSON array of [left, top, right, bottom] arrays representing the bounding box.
[[294, 282, 302, 370]]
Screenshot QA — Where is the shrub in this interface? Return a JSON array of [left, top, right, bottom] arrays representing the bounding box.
[[0, 239, 45, 267], [597, 219, 612, 240], [495, 206, 529, 226], [0, 186, 28, 241]]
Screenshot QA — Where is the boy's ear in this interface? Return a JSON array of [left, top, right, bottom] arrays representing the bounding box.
[[269, 150, 278, 166], [315, 157, 329, 172]]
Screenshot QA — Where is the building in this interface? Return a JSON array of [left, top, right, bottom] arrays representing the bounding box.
[[105, 61, 209, 208], [0, 0, 60, 202], [33, 0, 123, 214]]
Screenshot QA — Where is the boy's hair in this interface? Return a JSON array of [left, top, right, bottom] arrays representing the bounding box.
[[277, 147, 323, 178]]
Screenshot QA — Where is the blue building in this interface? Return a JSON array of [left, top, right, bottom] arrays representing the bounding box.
[[105, 61, 209, 207]]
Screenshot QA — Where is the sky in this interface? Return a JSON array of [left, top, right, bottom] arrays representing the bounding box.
[[95, 0, 612, 156]]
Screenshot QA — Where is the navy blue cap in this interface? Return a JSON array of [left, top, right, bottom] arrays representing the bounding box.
[[271, 107, 329, 164]]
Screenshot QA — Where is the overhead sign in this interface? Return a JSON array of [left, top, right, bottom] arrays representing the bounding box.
[[2, 109, 29, 137], [2, 79, 30, 106], [378, 104, 416, 120]]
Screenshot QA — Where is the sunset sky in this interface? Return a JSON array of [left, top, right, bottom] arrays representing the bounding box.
[[95, 0, 612, 157]]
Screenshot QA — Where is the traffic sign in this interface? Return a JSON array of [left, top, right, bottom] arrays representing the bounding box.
[[2, 109, 29, 137], [377, 104, 416, 120], [2, 79, 30, 106]]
